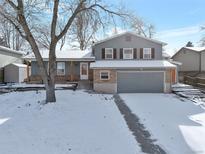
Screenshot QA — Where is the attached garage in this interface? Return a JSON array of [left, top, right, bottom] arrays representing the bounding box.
[[117, 71, 164, 93], [90, 60, 177, 93]]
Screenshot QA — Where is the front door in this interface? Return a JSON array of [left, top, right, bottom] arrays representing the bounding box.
[[80, 63, 88, 80]]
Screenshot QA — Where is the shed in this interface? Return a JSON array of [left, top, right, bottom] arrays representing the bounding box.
[[4, 63, 27, 83]]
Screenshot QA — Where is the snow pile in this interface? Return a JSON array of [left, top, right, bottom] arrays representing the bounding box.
[[0, 90, 141, 154], [172, 83, 205, 109], [120, 93, 205, 154]]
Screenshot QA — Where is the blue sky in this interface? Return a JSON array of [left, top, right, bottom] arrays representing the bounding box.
[[108, 0, 205, 55]]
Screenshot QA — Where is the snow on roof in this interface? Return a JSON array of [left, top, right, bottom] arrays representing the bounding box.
[[12, 63, 27, 67], [162, 52, 171, 58], [0, 45, 25, 55], [24, 49, 95, 61], [90, 60, 176, 69], [94, 31, 167, 46], [184, 47, 205, 52]]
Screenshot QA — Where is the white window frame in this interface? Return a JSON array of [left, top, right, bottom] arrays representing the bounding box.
[[123, 48, 133, 59], [143, 48, 152, 59], [100, 71, 110, 80], [105, 48, 113, 59], [57, 62, 65, 76]]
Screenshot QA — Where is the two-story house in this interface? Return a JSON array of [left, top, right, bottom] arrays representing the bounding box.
[[90, 32, 176, 93], [25, 32, 176, 93]]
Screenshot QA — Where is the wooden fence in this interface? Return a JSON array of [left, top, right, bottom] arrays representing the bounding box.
[[184, 76, 205, 88], [0, 68, 4, 83]]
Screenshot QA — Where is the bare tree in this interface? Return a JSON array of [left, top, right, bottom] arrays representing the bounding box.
[[200, 26, 205, 46], [0, 16, 25, 50], [130, 16, 155, 38], [0, 0, 125, 103], [121, 11, 155, 38], [70, 5, 101, 50]]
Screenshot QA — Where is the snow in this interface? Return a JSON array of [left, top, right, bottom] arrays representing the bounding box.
[[184, 47, 205, 52], [94, 31, 167, 46], [0, 45, 25, 55], [0, 90, 142, 154], [24, 49, 94, 61], [172, 83, 193, 88], [0, 83, 73, 89], [12, 63, 27, 67], [90, 60, 176, 69], [120, 93, 205, 154]]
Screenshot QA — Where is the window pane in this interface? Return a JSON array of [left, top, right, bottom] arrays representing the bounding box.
[[105, 48, 113, 59], [143, 48, 151, 59], [123, 48, 133, 59], [81, 64, 87, 75], [100, 72, 109, 80], [57, 62, 65, 75]]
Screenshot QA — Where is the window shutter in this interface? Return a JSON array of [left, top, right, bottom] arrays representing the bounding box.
[[134, 48, 137, 59], [140, 48, 143, 59], [113, 48, 117, 59], [151, 48, 155, 59], [102, 48, 105, 59], [92, 48, 95, 56], [120, 48, 123, 59]]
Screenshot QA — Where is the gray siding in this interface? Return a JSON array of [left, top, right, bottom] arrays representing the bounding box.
[[117, 71, 164, 93], [93, 34, 163, 60], [173, 48, 200, 72], [201, 51, 205, 71], [31, 61, 48, 75]]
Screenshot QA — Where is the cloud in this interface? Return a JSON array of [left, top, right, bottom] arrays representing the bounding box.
[[155, 25, 201, 39]]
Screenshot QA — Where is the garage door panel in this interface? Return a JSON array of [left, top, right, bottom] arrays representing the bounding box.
[[117, 72, 164, 93]]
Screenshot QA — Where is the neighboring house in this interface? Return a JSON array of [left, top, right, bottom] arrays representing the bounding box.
[[0, 45, 25, 83], [172, 47, 205, 77], [25, 32, 177, 93]]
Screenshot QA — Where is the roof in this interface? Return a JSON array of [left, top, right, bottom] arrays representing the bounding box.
[[172, 46, 205, 58], [90, 60, 176, 69], [162, 52, 171, 58], [169, 60, 182, 65], [0, 45, 25, 56], [24, 49, 95, 61], [184, 47, 205, 52], [93, 31, 167, 46], [12, 63, 27, 67]]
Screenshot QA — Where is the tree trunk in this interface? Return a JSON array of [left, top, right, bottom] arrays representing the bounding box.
[[45, 78, 56, 103], [45, 41, 57, 103]]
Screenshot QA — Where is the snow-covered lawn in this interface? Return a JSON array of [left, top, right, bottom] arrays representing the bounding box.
[[120, 93, 205, 154], [0, 90, 142, 154]]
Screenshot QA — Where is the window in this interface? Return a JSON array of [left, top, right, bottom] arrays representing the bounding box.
[[143, 48, 152, 59], [123, 48, 133, 59], [105, 48, 113, 59], [57, 62, 65, 75], [100, 71, 110, 80]]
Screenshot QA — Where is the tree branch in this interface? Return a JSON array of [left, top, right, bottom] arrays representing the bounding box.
[[56, 0, 86, 41], [0, 11, 26, 39], [50, 0, 59, 41], [5, 0, 18, 10]]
